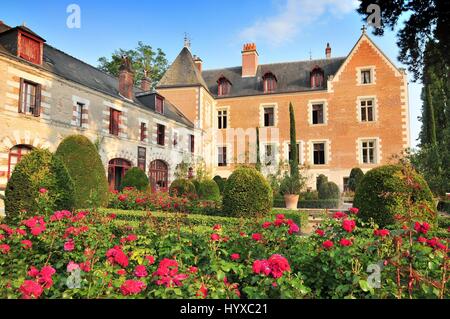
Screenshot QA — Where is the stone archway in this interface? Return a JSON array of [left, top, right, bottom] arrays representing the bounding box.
[[149, 160, 169, 192], [108, 158, 132, 191]]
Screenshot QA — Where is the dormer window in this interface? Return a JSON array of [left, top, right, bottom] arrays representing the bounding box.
[[156, 96, 164, 114], [263, 72, 277, 93], [217, 77, 231, 96], [310, 66, 324, 89], [17, 29, 45, 65]]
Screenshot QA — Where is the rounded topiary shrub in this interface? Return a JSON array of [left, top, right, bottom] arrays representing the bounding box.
[[316, 174, 328, 191], [354, 165, 436, 227], [222, 166, 272, 217], [318, 181, 340, 199], [348, 167, 365, 192], [121, 167, 149, 191], [197, 179, 221, 201], [55, 135, 109, 209], [169, 179, 196, 197], [213, 175, 225, 194], [5, 148, 75, 222]]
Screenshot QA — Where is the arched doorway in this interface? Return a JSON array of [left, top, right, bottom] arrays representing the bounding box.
[[8, 144, 33, 178], [108, 158, 131, 191], [149, 160, 168, 192]]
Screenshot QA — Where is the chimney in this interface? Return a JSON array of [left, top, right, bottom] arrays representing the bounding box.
[[325, 43, 331, 59], [193, 55, 202, 73], [241, 43, 258, 77], [140, 69, 151, 91], [118, 55, 134, 100]]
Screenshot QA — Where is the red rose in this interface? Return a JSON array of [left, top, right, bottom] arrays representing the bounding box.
[[252, 259, 271, 276], [417, 236, 427, 243], [322, 240, 334, 249], [80, 261, 91, 272], [134, 265, 148, 278], [21, 240, 32, 250], [120, 280, 146, 296], [288, 223, 300, 235], [210, 233, 220, 241], [212, 224, 221, 231], [0, 244, 10, 254], [145, 255, 155, 265], [374, 229, 390, 237], [189, 266, 198, 274], [118, 194, 128, 202], [28, 266, 40, 278], [267, 254, 291, 279], [276, 214, 285, 220], [106, 246, 129, 267], [262, 221, 272, 229], [333, 212, 348, 219], [67, 261, 80, 272], [348, 207, 359, 215], [342, 219, 356, 233], [20, 280, 43, 299], [64, 239, 75, 251], [39, 188, 48, 194], [252, 233, 263, 241], [117, 269, 127, 275], [230, 253, 240, 261], [196, 284, 208, 299], [414, 222, 430, 234], [339, 238, 353, 247], [315, 229, 325, 237]]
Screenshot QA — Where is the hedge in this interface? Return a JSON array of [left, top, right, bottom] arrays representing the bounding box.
[[273, 195, 340, 209], [121, 167, 149, 191], [318, 181, 340, 199], [196, 179, 221, 201], [55, 135, 108, 209], [5, 148, 75, 222], [169, 179, 196, 198], [222, 166, 272, 217]]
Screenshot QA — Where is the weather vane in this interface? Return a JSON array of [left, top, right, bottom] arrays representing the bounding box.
[[184, 32, 191, 49]]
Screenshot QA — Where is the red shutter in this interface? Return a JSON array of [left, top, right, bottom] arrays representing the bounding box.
[[34, 84, 41, 117], [18, 78, 24, 113], [109, 109, 113, 134]]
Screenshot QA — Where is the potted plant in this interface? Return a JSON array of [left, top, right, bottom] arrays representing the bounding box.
[[279, 172, 304, 209]]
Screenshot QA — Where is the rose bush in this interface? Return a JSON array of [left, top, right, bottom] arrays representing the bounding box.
[[0, 188, 448, 299]]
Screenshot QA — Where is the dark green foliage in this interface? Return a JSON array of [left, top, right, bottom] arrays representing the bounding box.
[[354, 165, 436, 227], [223, 167, 272, 217], [348, 168, 365, 192], [213, 175, 225, 194], [196, 180, 221, 201], [121, 167, 149, 191], [273, 194, 338, 209], [169, 179, 196, 197], [318, 181, 340, 200], [5, 149, 75, 221], [437, 201, 450, 214], [192, 179, 201, 194], [279, 172, 305, 195], [316, 174, 328, 192], [255, 127, 261, 172], [55, 135, 109, 209], [289, 102, 299, 177]]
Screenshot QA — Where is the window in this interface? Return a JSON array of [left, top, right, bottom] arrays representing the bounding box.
[[140, 122, 147, 142], [218, 147, 227, 166], [361, 69, 372, 84], [264, 144, 275, 166], [76, 102, 84, 127], [313, 143, 325, 165], [264, 107, 274, 127], [312, 104, 324, 124], [109, 108, 121, 136], [218, 77, 231, 96], [263, 73, 277, 93], [189, 134, 195, 153], [310, 67, 324, 89], [288, 143, 300, 164], [156, 124, 165, 146], [137, 147, 146, 171], [8, 145, 33, 178], [19, 79, 41, 116], [360, 99, 374, 122], [156, 96, 164, 114], [218, 110, 228, 129], [18, 33, 42, 65], [361, 140, 376, 164]]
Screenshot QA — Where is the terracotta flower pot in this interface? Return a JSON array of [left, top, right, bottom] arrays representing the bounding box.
[[284, 194, 299, 210]]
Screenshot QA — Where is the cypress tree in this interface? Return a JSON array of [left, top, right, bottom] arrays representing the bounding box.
[[255, 127, 261, 172], [289, 103, 298, 177]]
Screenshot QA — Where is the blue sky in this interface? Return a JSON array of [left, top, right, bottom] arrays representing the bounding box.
[[0, 0, 422, 148]]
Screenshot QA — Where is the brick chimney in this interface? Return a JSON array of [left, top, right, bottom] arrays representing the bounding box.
[[325, 43, 331, 59], [118, 55, 134, 100], [193, 55, 202, 72], [140, 69, 151, 91], [241, 43, 258, 77]]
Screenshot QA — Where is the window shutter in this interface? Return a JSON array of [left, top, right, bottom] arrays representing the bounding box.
[[109, 109, 113, 133], [18, 78, 24, 113], [34, 84, 42, 117]]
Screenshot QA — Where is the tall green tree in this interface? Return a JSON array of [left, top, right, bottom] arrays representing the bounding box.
[[98, 41, 168, 88], [255, 127, 261, 172], [289, 103, 298, 177]]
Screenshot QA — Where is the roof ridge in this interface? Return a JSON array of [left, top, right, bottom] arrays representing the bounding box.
[[202, 56, 346, 73]]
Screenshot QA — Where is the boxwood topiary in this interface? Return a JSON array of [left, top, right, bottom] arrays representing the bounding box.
[[197, 179, 221, 201], [318, 181, 340, 199], [348, 167, 365, 191], [55, 135, 109, 209], [213, 175, 225, 194], [316, 174, 328, 191], [169, 179, 196, 198], [222, 166, 272, 217], [121, 167, 149, 191], [5, 148, 75, 222], [354, 164, 436, 227]]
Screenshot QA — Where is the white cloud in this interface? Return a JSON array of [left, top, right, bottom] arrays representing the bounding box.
[[239, 0, 358, 46]]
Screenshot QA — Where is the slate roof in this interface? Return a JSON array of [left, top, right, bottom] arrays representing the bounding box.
[[201, 57, 346, 98], [0, 22, 194, 128], [157, 47, 209, 90]]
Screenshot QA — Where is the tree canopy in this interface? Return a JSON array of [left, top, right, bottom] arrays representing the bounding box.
[[98, 41, 168, 88]]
